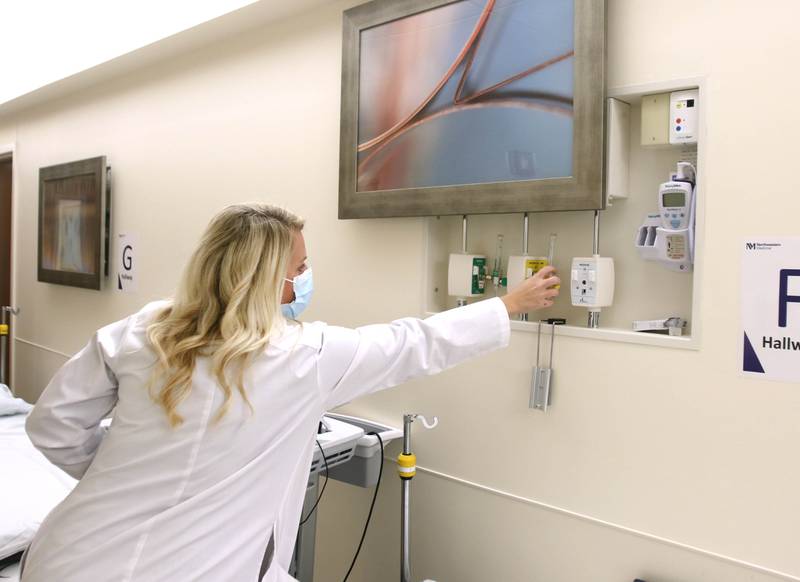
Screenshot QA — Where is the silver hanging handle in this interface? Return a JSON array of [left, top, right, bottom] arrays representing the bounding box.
[[535, 320, 542, 367], [531, 320, 556, 412], [543, 322, 556, 412]]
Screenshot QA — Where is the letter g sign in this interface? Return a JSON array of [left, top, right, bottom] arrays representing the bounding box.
[[122, 245, 133, 271]]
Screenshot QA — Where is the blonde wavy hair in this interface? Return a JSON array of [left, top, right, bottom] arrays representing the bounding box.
[[147, 203, 305, 428]]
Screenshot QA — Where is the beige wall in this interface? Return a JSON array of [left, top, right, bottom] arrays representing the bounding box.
[[1, 1, 799, 581]]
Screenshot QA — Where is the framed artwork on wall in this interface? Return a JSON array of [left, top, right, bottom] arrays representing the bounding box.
[[339, 0, 605, 219], [38, 156, 111, 290]]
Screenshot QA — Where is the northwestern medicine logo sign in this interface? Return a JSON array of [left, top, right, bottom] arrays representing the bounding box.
[[741, 239, 800, 382]]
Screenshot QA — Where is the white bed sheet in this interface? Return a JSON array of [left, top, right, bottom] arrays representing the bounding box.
[[0, 414, 76, 562], [0, 559, 21, 582]]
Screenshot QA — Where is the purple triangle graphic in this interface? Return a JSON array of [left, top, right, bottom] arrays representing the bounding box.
[[743, 332, 765, 373]]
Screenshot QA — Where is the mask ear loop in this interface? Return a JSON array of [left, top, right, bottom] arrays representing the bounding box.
[[282, 278, 294, 308]]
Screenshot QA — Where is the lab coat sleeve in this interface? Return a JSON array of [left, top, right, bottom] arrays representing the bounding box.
[[25, 315, 132, 479], [318, 297, 510, 410]]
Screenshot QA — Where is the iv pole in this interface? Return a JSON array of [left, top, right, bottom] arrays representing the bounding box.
[[0, 306, 19, 386], [399, 413, 438, 582]]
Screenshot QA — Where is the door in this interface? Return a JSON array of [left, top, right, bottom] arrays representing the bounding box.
[[0, 154, 13, 385]]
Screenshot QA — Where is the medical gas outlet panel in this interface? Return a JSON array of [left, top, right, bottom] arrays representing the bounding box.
[[570, 257, 614, 308], [448, 254, 487, 298]]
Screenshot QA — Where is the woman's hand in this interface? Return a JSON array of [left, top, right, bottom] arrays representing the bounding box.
[[501, 266, 560, 316]]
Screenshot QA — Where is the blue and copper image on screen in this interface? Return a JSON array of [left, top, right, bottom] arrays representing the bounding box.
[[357, 0, 574, 192]]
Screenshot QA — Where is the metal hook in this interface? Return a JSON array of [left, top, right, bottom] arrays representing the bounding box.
[[405, 414, 439, 430], [416, 415, 439, 430]]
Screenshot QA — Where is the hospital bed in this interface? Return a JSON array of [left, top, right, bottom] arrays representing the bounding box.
[[0, 386, 76, 582]]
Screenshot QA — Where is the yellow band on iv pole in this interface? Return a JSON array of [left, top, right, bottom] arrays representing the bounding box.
[[397, 453, 416, 479]]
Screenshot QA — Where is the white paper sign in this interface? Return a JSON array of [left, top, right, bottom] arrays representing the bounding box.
[[741, 237, 800, 382], [116, 233, 137, 293]]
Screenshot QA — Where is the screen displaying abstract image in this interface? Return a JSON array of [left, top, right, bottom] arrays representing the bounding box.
[[55, 200, 86, 272], [41, 174, 98, 276], [356, 0, 574, 192]]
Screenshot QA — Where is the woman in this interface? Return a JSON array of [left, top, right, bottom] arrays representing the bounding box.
[[22, 203, 559, 581]]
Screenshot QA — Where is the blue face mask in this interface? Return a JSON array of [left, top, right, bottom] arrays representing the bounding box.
[[281, 268, 313, 319]]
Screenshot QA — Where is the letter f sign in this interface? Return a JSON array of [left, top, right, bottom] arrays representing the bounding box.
[[779, 269, 800, 327]]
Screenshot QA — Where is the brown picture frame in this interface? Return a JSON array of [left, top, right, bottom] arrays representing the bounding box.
[[38, 156, 111, 290], [339, 0, 606, 219]]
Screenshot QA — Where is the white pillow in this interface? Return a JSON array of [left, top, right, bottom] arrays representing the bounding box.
[[0, 414, 76, 560], [0, 385, 32, 417]]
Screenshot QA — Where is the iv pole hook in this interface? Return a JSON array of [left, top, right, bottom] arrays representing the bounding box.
[[416, 415, 439, 430]]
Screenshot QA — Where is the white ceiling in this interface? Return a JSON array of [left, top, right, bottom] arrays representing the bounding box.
[[0, 0, 336, 118]]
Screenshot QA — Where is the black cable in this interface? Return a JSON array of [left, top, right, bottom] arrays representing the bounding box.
[[342, 432, 384, 582], [299, 439, 329, 526]]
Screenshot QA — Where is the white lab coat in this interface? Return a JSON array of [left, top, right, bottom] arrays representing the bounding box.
[[21, 297, 510, 581]]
